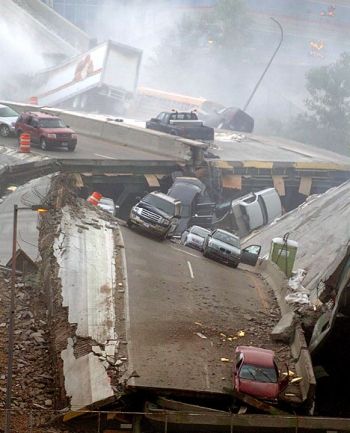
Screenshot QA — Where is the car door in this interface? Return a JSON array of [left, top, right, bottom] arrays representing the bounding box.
[[29, 118, 40, 143], [240, 244, 261, 266]]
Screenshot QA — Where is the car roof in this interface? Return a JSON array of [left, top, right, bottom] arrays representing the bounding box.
[[190, 225, 210, 233], [148, 191, 180, 204], [236, 345, 275, 367], [214, 228, 238, 238], [22, 111, 59, 119]]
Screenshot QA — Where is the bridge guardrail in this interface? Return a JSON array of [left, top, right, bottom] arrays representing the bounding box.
[[0, 101, 206, 163]]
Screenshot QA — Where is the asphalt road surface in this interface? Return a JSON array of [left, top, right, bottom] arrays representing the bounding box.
[[0, 134, 169, 161], [0, 176, 51, 264], [121, 225, 282, 394]]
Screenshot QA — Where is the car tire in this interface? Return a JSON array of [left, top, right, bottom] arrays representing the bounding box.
[[170, 130, 178, 136], [68, 144, 76, 152], [231, 262, 238, 268], [40, 137, 49, 151], [203, 249, 210, 258], [0, 124, 10, 137], [127, 219, 134, 229]]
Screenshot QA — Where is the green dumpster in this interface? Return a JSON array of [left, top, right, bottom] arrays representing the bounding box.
[[269, 237, 298, 278]]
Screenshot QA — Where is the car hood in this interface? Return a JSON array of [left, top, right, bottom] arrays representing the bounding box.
[[238, 378, 280, 400], [209, 238, 240, 254], [43, 128, 75, 134], [138, 202, 173, 219], [187, 233, 205, 244], [0, 116, 18, 125]]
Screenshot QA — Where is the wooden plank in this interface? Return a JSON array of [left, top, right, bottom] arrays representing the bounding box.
[[273, 175, 285, 196], [144, 174, 160, 187], [222, 174, 242, 189], [299, 177, 312, 196]]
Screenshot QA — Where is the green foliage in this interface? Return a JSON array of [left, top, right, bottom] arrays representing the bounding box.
[[289, 53, 350, 153]]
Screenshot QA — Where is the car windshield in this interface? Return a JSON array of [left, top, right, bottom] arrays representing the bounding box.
[[0, 106, 18, 117], [38, 118, 66, 128], [212, 231, 240, 248], [99, 198, 114, 207], [142, 195, 175, 216], [239, 364, 278, 383], [191, 226, 210, 237]]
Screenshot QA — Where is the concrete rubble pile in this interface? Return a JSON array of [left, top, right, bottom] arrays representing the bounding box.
[[0, 271, 68, 433]]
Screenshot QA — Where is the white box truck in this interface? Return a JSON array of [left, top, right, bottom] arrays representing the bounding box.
[[27, 40, 142, 115]]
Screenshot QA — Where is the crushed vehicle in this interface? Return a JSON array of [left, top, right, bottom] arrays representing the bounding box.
[[233, 346, 289, 403], [0, 104, 19, 137], [201, 106, 254, 133], [15, 111, 77, 151], [181, 225, 211, 251], [203, 228, 260, 268], [127, 191, 181, 239], [167, 177, 215, 236], [146, 111, 214, 142], [215, 188, 282, 238]]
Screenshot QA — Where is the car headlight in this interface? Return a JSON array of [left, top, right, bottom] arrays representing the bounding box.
[[132, 206, 142, 216], [47, 133, 56, 138], [71, 133, 77, 139]]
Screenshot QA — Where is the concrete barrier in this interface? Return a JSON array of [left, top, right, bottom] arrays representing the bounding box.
[[258, 259, 316, 408], [0, 101, 206, 162]]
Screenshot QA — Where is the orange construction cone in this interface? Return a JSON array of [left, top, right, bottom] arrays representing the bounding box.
[[87, 192, 102, 206], [18, 133, 31, 153]]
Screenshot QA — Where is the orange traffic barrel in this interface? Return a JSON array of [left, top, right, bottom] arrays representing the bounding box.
[[19, 133, 31, 153], [29, 96, 38, 105], [87, 192, 102, 206]]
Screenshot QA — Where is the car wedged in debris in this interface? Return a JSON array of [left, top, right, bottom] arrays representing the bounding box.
[[181, 225, 211, 251], [0, 104, 19, 137], [15, 111, 77, 151], [233, 346, 289, 402], [127, 191, 181, 239], [202, 228, 260, 268]]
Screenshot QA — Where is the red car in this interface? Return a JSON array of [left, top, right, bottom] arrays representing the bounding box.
[[15, 111, 77, 151], [233, 346, 289, 402]]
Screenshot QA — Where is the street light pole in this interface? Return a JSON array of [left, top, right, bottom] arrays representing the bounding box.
[[4, 205, 18, 433], [242, 17, 284, 112], [4, 204, 49, 433]]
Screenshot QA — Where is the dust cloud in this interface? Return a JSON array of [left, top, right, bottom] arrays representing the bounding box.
[[0, 16, 46, 100], [91, 1, 350, 132]]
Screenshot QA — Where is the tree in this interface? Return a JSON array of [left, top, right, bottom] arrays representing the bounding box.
[[290, 53, 350, 153]]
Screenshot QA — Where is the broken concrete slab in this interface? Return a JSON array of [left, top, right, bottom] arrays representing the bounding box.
[[271, 312, 296, 343]]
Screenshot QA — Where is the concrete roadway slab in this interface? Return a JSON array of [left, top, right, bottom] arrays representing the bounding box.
[[213, 132, 350, 166], [0, 176, 51, 264], [121, 226, 284, 394], [0, 134, 172, 161]]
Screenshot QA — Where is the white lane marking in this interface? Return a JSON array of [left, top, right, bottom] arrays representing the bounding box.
[[203, 362, 210, 389], [187, 260, 194, 279], [94, 153, 115, 159], [171, 246, 200, 258]]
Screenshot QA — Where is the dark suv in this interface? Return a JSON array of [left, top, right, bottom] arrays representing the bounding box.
[[15, 111, 77, 151]]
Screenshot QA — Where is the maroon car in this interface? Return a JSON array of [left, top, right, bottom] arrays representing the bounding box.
[[15, 111, 77, 151], [233, 346, 289, 402]]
